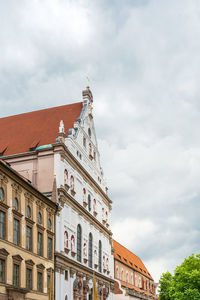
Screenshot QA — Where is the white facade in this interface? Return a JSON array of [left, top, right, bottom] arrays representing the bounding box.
[[54, 87, 114, 300]]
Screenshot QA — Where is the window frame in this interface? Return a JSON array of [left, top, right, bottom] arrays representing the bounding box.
[[98, 240, 102, 273], [77, 224, 82, 262], [88, 233, 93, 268]]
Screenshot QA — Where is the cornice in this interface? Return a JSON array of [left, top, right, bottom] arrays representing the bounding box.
[[55, 251, 115, 284]]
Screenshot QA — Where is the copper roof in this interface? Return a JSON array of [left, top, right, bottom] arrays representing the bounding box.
[[0, 102, 82, 156]]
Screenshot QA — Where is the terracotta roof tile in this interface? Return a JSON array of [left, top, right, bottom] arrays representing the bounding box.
[[113, 239, 153, 280], [0, 102, 82, 156]]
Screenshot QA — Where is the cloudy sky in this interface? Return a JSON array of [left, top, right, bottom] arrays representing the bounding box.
[[1, 0, 200, 282]]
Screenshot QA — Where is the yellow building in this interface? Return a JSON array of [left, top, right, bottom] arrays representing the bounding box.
[[0, 160, 57, 300]]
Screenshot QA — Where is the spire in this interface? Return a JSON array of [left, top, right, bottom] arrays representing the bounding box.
[[82, 86, 93, 104]]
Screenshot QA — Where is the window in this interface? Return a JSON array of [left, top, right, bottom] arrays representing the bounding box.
[[0, 259, 5, 283], [38, 212, 42, 224], [0, 211, 5, 239], [77, 225, 82, 262], [88, 194, 91, 212], [83, 137, 86, 147], [48, 237, 52, 259], [88, 233, 93, 268], [26, 268, 32, 290], [116, 267, 119, 279], [88, 128, 91, 138], [98, 240, 102, 272], [14, 197, 18, 211], [13, 219, 20, 245], [65, 270, 68, 280], [26, 226, 32, 251], [94, 151, 96, 161], [13, 264, 19, 286], [47, 274, 51, 290], [48, 219, 52, 230], [38, 232, 43, 256], [0, 188, 4, 201], [26, 205, 31, 218], [37, 271, 43, 292]]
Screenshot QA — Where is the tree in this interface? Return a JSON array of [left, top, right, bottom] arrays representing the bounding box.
[[159, 271, 173, 300], [159, 254, 200, 300]]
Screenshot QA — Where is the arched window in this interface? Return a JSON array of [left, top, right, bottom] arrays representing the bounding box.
[[98, 240, 102, 272], [83, 136, 86, 147], [126, 272, 128, 283], [48, 219, 52, 230], [64, 169, 68, 184], [14, 197, 18, 211], [0, 188, 4, 201], [38, 212, 42, 224], [88, 233, 93, 268], [88, 194, 91, 211], [64, 231, 69, 249], [121, 269, 124, 281], [77, 225, 82, 262], [88, 128, 91, 138], [26, 205, 31, 218]]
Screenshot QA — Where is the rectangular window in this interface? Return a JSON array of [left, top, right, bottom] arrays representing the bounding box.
[[37, 271, 43, 292], [0, 211, 5, 239], [13, 219, 20, 245], [48, 237, 52, 259], [47, 274, 50, 291], [26, 268, 32, 290], [0, 259, 5, 283], [65, 270, 68, 281], [13, 264, 19, 286], [26, 226, 32, 251], [37, 232, 43, 256]]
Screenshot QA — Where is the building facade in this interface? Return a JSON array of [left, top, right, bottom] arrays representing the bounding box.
[[0, 160, 57, 300], [0, 87, 115, 299], [113, 240, 157, 300]]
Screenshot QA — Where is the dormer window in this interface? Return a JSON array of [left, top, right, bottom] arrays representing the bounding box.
[[88, 128, 91, 138]]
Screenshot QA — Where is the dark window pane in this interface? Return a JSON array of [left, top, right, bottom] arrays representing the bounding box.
[[38, 212, 42, 224], [0, 259, 5, 283], [37, 271, 43, 292], [0, 188, 4, 201], [27, 206, 31, 218], [48, 237, 52, 259], [13, 264, 19, 286], [26, 268, 32, 290], [38, 232, 43, 256], [88, 195, 91, 211], [14, 198, 18, 211], [0, 211, 5, 239], [26, 226, 32, 251], [98, 240, 102, 272], [13, 219, 20, 245], [48, 219, 52, 230], [88, 233, 93, 268], [77, 225, 82, 262]]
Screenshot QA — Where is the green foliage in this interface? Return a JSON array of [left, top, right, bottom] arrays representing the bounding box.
[[159, 254, 200, 300]]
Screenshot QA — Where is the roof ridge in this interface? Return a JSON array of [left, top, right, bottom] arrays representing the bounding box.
[[113, 239, 142, 261], [0, 101, 82, 120]]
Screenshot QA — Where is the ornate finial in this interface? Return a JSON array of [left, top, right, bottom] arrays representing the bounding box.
[[86, 75, 90, 87]]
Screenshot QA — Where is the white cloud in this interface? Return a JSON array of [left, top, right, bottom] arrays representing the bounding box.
[[1, 0, 200, 283]]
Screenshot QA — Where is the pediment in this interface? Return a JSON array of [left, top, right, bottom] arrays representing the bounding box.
[[12, 254, 23, 262], [0, 248, 9, 256], [36, 263, 45, 270], [25, 259, 35, 266]]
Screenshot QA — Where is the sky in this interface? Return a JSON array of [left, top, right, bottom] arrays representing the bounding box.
[[1, 0, 200, 282]]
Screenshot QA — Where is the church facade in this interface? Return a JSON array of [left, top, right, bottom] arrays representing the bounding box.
[[0, 87, 115, 299]]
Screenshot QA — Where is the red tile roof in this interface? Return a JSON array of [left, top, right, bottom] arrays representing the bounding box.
[[113, 239, 153, 280], [0, 102, 83, 156]]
